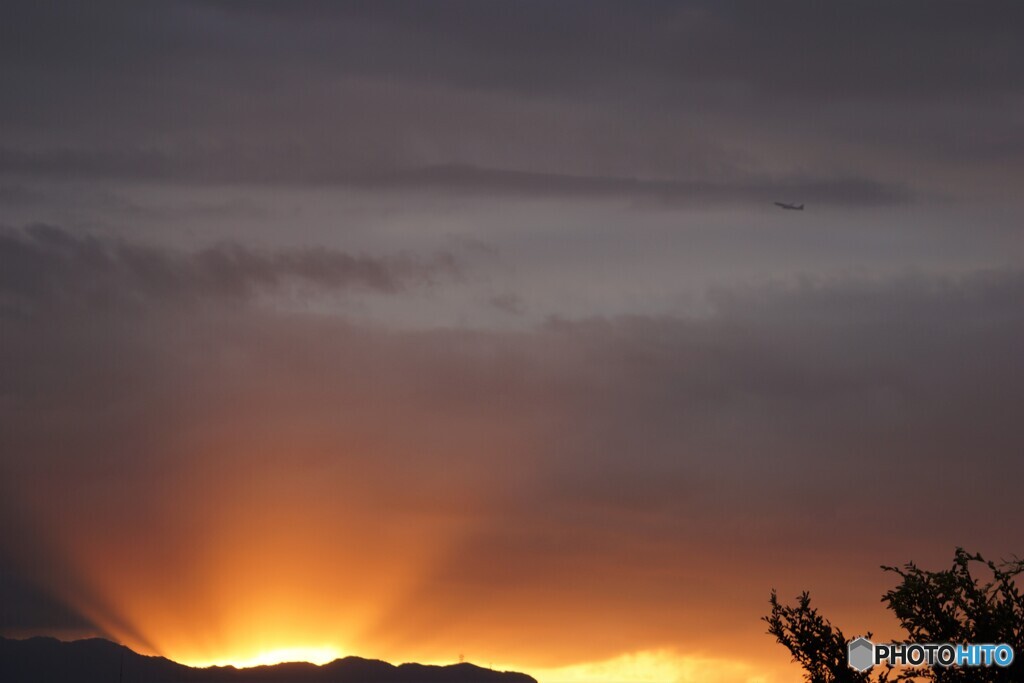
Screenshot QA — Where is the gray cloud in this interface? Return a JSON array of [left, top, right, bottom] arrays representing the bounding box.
[[2, 2, 1021, 201], [6, 1, 1021, 101], [0, 151, 913, 206], [0, 225, 458, 316]]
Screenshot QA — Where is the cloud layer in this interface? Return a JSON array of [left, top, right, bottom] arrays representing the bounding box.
[[3, 1, 1023, 201], [1, 227, 1021, 673], [0, 224, 457, 313]]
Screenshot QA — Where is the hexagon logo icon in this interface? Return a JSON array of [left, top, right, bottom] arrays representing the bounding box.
[[848, 637, 875, 672]]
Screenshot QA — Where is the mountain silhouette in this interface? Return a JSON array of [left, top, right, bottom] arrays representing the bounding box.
[[0, 637, 539, 683]]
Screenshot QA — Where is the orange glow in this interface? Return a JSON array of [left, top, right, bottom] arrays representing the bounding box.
[[2, 319, 865, 683], [523, 650, 785, 683], [6, 394, 836, 683], [190, 645, 345, 668]]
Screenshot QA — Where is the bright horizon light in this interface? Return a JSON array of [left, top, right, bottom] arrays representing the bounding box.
[[184, 645, 345, 669], [522, 649, 780, 683], [179, 646, 786, 683]]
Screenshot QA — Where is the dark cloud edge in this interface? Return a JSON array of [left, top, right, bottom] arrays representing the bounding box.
[[0, 147, 915, 207], [0, 224, 461, 315]]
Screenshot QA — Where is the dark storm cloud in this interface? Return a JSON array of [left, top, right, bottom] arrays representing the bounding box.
[[2, 1, 1021, 199], [0, 224, 457, 315]]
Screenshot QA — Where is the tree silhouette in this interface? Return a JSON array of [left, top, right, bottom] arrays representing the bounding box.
[[766, 548, 1023, 683], [765, 590, 889, 683]]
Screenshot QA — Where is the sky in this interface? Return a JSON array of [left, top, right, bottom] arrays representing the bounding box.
[[1, 2, 1023, 682]]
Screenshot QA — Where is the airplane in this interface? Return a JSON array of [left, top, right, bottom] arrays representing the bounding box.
[[774, 201, 805, 210]]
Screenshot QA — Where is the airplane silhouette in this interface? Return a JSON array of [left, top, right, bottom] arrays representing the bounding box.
[[774, 202, 804, 210]]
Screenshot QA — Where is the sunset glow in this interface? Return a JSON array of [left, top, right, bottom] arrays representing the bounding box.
[[3, 4, 1024, 683], [196, 646, 345, 669], [524, 650, 782, 683]]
